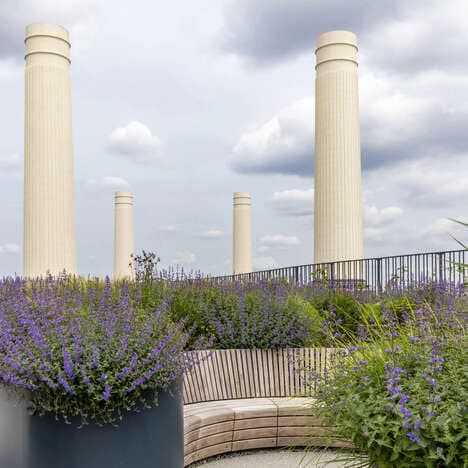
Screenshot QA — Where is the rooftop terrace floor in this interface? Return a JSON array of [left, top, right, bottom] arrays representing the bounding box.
[[196, 448, 363, 467]]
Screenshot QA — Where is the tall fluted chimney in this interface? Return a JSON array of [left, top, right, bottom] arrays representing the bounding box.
[[114, 191, 135, 279], [23, 23, 77, 277], [233, 192, 252, 274], [314, 30, 364, 265]]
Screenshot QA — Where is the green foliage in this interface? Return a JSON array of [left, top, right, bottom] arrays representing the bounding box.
[[312, 304, 468, 467], [290, 295, 327, 346]]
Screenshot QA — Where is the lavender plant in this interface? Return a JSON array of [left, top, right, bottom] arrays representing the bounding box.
[[311, 296, 468, 467], [126, 274, 316, 349], [204, 280, 315, 349], [0, 276, 191, 426]]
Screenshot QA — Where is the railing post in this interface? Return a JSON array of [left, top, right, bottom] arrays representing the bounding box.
[[330, 262, 335, 288], [376, 258, 382, 294], [438, 252, 444, 282]]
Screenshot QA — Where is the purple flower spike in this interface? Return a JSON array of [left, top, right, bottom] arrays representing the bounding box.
[[62, 347, 74, 380], [103, 384, 111, 401]]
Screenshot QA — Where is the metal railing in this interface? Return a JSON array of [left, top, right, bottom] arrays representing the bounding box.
[[213, 250, 467, 293]]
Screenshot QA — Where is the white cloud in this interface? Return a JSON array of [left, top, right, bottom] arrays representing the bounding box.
[[231, 66, 468, 176], [0, 153, 21, 171], [271, 188, 313, 216], [0, 243, 20, 254], [364, 205, 403, 226], [201, 229, 224, 239], [253, 256, 278, 270], [231, 98, 313, 175], [85, 176, 129, 192], [108, 121, 163, 163], [172, 251, 196, 266]]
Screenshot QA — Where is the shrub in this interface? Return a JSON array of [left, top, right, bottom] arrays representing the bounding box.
[[0, 276, 191, 426], [204, 281, 315, 349], [166, 279, 316, 349], [312, 299, 468, 467]]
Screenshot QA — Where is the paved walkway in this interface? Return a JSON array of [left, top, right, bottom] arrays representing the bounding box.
[[195, 448, 364, 467]]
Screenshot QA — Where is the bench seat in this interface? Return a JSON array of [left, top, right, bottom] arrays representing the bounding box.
[[183, 397, 350, 467]]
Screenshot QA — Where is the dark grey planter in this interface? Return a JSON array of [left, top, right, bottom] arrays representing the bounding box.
[[0, 387, 28, 468], [28, 380, 184, 468]]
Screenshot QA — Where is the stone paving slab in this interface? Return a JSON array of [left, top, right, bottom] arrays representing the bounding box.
[[193, 448, 366, 467]]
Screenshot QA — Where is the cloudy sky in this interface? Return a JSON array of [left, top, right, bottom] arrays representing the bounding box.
[[0, 0, 467, 276]]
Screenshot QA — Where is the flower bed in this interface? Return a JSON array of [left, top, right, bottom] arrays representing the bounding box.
[[0, 276, 192, 468], [0, 261, 466, 467]]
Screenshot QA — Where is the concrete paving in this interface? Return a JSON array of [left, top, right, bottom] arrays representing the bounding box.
[[195, 448, 366, 467]]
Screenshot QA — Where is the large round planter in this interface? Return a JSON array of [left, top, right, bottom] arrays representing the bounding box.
[[0, 387, 28, 468], [28, 380, 184, 468]]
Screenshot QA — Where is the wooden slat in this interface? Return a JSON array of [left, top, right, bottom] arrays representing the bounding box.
[[233, 427, 277, 440], [236, 349, 247, 398], [243, 348, 254, 398], [321, 347, 327, 378], [231, 438, 276, 451], [251, 349, 260, 397], [184, 421, 234, 445], [262, 350, 270, 398], [230, 350, 242, 399], [210, 350, 223, 400], [267, 349, 275, 398], [212, 350, 226, 401], [234, 416, 276, 430], [224, 350, 235, 400], [200, 351, 213, 401], [183, 368, 195, 404], [302, 348, 310, 396], [278, 415, 327, 427], [190, 352, 204, 402], [293, 348, 300, 396], [257, 349, 266, 397], [271, 349, 280, 396], [283, 348, 290, 396], [278, 349, 285, 396]]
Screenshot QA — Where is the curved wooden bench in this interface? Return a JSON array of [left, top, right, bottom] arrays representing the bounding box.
[[183, 348, 349, 466]]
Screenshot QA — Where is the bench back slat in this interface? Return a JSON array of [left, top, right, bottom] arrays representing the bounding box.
[[183, 348, 337, 404]]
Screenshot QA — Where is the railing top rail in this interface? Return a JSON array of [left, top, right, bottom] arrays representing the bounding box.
[[209, 249, 466, 281]]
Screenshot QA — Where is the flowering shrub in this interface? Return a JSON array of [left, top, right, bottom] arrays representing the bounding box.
[[204, 281, 314, 349], [168, 279, 315, 349], [312, 298, 468, 467], [0, 276, 191, 426]]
